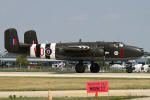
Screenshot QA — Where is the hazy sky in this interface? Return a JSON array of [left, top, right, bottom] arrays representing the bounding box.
[[1, 0, 150, 52]]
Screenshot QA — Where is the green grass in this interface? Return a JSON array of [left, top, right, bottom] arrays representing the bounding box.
[[0, 68, 94, 73], [0, 68, 127, 73], [0, 96, 146, 100], [0, 77, 150, 91], [0, 68, 76, 73]]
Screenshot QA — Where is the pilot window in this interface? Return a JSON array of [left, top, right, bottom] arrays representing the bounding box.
[[119, 43, 124, 47], [114, 43, 119, 48], [114, 43, 124, 48]]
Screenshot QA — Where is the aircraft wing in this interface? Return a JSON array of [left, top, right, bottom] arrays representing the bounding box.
[[62, 45, 90, 51]]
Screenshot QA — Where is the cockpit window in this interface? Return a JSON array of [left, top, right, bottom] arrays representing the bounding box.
[[114, 43, 119, 48], [119, 43, 124, 47], [114, 42, 124, 48]]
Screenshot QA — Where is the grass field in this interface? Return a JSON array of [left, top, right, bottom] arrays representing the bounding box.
[[0, 96, 146, 100], [0, 68, 76, 73], [0, 77, 150, 91], [0, 68, 127, 73]]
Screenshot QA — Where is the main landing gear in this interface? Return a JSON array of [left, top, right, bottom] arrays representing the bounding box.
[[75, 61, 100, 73], [90, 62, 100, 73], [75, 61, 86, 73]]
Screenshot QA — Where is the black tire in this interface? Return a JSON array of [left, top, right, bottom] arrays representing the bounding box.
[[126, 67, 133, 73], [75, 63, 85, 73], [90, 63, 100, 73]]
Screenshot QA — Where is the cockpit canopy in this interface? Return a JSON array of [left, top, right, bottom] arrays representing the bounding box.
[[114, 42, 124, 48]]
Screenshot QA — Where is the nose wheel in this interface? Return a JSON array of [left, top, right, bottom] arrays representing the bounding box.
[[90, 62, 100, 73], [75, 61, 86, 73], [126, 64, 133, 73]]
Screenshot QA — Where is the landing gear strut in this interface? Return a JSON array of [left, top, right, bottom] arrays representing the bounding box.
[[90, 62, 100, 73], [75, 61, 86, 73]]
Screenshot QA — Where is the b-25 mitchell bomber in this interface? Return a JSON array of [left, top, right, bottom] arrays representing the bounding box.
[[4, 28, 144, 73]]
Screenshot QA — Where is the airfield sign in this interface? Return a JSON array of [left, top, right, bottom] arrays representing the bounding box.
[[87, 81, 109, 93]]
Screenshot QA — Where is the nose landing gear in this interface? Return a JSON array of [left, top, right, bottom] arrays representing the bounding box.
[[126, 64, 133, 73]]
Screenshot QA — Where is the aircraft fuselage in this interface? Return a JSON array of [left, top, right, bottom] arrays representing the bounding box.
[[29, 42, 144, 62]]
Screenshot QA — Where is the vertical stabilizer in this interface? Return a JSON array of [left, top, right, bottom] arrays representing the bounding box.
[[4, 28, 19, 52], [24, 30, 38, 44]]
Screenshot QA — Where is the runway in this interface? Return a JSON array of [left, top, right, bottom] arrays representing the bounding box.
[[0, 72, 150, 99], [0, 72, 150, 78], [0, 89, 150, 97]]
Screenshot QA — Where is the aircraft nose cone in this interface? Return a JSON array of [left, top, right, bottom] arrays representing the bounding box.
[[126, 46, 144, 58], [131, 47, 144, 57], [135, 48, 144, 57]]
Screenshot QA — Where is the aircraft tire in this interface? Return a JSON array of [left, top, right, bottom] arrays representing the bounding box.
[[75, 63, 85, 73], [126, 66, 133, 73], [90, 63, 100, 73]]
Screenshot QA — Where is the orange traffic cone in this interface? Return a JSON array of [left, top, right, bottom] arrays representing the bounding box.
[[48, 91, 53, 100], [95, 92, 98, 98]]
